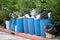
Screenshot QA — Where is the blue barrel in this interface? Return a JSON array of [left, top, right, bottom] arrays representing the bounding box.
[[40, 19, 51, 37], [16, 18, 24, 33], [23, 18, 28, 33], [9, 18, 13, 30], [34, 19, 41, 36], [9, 18, 16, 31], [9, 18, 12, 30], [28, 18, 35, 35]]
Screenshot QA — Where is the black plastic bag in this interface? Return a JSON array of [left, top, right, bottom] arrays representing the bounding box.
[[40, 12, 48, 19], [45, 24, 57, 35]]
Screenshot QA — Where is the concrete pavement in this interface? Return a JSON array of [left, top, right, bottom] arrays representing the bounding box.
[[0, 31, 30, 40]]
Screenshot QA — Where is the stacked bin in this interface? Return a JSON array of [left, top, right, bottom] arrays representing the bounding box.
[[15, 18, 24, 33], [34, 19, 41, 36], [40, 19, 51, 37], [8, 15, 52, 38], [9, 18, 16, 31], [23, 18, 28, 33], [28, 18, 35, 35]]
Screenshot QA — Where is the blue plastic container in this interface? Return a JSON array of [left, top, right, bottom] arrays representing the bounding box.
[[9, 18, 16, 31], [16, 18, 24, 33], [34, 19, 41, 36], [40, 19, 51, 37], [28, 18, 35, 35], [9, 18, 12, 30], [23, 18, 28, 33]]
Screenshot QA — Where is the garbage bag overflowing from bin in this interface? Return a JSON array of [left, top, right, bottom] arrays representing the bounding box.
[[8, 13, 52, 38], [40, 13, 48, 19]]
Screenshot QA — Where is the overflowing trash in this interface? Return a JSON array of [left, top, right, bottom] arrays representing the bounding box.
[[5, 11, 53, 38]]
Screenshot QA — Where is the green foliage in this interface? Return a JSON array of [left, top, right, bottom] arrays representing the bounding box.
[[18, 0, 36, 14], [45, 0, 60, 26], [0, 0, 60, 32], [43, 0, 60, 34]]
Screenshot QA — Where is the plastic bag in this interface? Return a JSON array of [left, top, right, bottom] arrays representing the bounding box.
[[40, 12, 48, 19], [45, 24, 57, 35]]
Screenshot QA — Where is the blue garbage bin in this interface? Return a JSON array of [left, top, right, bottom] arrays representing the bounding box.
[[9, 18, 16, 31], [34, 19, 41, 36], [9, 18, 13, 30], [28, 18, 35, 35], [16, 18, 24, 33], [40, 19, 51, 37], [9, 18, 12, 30], [23, 18, 28, 33]]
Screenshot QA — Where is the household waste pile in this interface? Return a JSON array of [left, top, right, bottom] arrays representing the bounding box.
[[5, 10, 53, 38]]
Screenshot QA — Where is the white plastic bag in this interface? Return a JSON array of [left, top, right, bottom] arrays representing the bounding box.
[[30, 10, 38, 16], [48, 12, 51, 18], [15, 25, 17, 32], [5, 21, 9, 30], [25, 14, 30, 18], [36, 14, 40, 19]]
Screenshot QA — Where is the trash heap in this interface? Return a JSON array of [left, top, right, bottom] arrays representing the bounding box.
[[5, 10, 52, 38]]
